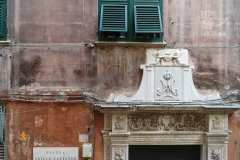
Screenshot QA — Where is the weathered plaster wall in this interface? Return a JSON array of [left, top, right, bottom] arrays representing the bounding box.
[[0, 0, 238, 97], [7, 102, 95, 160], [0, 0, 239, 159], [8, 0, 97, 43]]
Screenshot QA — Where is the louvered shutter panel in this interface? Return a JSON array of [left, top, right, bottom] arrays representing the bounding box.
[[0, 1, 4, 38], [0, 106, 4, 142], [134, 5, 162, 33], [0, 106, 2, 142], [101, 0, 127, 1], [0, 142, 3, 160], [134, 0, 160, 2], [100, 5, 127, 32]]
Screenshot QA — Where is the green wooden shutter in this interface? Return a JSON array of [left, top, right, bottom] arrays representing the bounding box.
[[0, 3, 4, 38], [134, 5, 162, 33], [0, 105, 4, 160], [134, 0, 160, 2], [0, 142, 3, 160], [0, 0, 6, 40], [101, 0, 127, 1], [0, 106, 3, 142], [100, 5, 127, 32]]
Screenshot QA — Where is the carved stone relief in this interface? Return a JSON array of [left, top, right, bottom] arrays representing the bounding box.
[[211, 116, 222, 130], [112, 115, 127, 132], [114, 148, 125, 160], [156, 69, 178, 97], [115, 117, 124, 130], [209, 115, 227, 132], [207, 145, 227, 160], [208, 147, 224, 160], [111, 146, 128, 160], [154, 67, 181, 101], [210, 149, 221, 160], [128, 113, 206, 131], [151, 51, 183, 65]]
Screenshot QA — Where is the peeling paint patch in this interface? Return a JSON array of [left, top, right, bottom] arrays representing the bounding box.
[[233, 111, 240, 119], [22, 136, 31, 159], [35, 116, 43, 128], [62, 107, 67, 111], [34, 142, 43, 146]]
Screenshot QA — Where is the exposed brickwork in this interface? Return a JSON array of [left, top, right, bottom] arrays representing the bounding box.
[[94, 111, 104, 160], [7, 102, 96, 160], [228, 111, 240, 160]]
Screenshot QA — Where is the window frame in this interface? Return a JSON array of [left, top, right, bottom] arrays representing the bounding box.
[[0, 0, 7, 41], [98, 0, 163, 42]]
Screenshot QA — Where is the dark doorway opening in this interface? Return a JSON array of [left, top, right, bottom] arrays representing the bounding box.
[[129, 145, 200, 160]]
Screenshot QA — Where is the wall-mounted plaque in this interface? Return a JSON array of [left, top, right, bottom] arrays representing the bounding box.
[[33, 147, 78, 160]]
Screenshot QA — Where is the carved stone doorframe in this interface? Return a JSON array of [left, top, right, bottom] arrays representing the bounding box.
[[95, 105, 239, 160], [95, 49, 240, 160]]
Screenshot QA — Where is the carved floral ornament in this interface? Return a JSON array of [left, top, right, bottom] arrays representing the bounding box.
[[128, 113, 206, 131], [114, 149, 125, 160]]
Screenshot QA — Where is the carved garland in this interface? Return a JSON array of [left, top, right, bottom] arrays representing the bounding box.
[[128, 113, 206, 131]]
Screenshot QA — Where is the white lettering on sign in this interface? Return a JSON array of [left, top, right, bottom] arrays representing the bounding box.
[[33, 147, 78, 160], [198, 10, 229, 37]]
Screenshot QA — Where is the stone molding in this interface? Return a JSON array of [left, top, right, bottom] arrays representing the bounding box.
[[95, 105, 239, 115]]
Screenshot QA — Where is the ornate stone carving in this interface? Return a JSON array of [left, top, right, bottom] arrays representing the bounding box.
[[210, 149, 221, 160], [114, 149, 125, 160], [112, 115, 127, 132], [211, 116, 222, 130], [104, 114, 112, 130], [115, 117, 124, 129], [106, 145, 110, 160], [151, 52, 182, 65], [128, 113, 206, 131], [156, 70, 178, 98]]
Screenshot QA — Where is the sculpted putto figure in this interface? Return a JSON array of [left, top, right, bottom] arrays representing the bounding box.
[[151, 52, 182, 65]]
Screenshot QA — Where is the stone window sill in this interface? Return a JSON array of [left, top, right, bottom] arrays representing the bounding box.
[[94, 41, 166, 47], [0, 40, 11, 45]]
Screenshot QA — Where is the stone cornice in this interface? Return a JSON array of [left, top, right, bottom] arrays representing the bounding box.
[[94, 104, 240, 114], [102, 130, 206, 136], [206, 132, 230, 137]]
